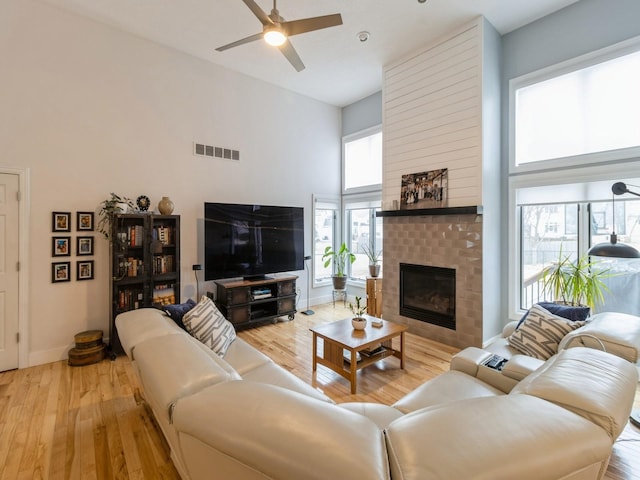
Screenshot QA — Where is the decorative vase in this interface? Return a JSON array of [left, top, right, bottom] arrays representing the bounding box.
[[158, 196, 174, 215], [369, 264, 381, 278], [352, 317, 367, 330]]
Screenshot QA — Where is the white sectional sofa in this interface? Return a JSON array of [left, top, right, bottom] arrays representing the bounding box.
[[115, 307, 638, 480]]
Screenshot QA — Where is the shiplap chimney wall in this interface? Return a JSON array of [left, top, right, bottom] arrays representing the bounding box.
[[381, 17, 503, 346], [383, 21, 482, 207]]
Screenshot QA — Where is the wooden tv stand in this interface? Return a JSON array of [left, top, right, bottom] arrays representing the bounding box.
[[212, 274, 297, 329]]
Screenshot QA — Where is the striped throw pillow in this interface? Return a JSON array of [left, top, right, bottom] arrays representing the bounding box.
[[508, 304, 586, 360], [183, 296, 236, 356]]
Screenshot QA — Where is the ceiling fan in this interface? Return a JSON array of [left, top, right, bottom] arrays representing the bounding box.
[[215, 0, 343, 72]]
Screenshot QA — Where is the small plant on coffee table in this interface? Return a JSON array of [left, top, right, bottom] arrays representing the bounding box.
[[350, 296, 367, 319]]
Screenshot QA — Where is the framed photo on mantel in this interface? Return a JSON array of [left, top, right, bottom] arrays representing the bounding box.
[[400, 168, 448, 210]]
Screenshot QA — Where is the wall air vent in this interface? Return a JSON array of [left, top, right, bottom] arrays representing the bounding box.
[[194, 142, 239, 161]]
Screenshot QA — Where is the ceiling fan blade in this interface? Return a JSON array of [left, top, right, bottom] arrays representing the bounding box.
[[279, 39, 305, 72], [283, 14, 343, 36], [216, 32, 264, 52], [242, 0, 273, 26]]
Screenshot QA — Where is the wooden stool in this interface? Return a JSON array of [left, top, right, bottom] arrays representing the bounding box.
[[68, 330, 105, 366]]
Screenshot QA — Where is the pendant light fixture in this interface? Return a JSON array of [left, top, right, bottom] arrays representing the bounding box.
[[587, 182, 640, 258]]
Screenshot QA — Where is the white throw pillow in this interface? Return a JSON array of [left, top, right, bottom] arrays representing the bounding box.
[[508, 304, 586, 360], [183, 295, 236, 356]]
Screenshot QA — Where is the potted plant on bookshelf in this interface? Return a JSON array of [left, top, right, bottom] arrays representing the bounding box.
[[361, 244, 382, 278], [322, 242, 356, 290], [97, 193, 135, 241], [541, 249, 613, 311], [349, 296, 367, 330]]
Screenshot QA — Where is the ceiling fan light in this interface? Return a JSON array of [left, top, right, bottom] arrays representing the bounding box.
[[264, 28, 286, 46]]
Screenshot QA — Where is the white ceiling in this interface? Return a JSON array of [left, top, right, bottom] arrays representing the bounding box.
[[39, 0, 580, 107]]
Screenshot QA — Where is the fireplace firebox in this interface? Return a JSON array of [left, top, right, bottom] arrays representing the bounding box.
[[399, 263, 456, 330]]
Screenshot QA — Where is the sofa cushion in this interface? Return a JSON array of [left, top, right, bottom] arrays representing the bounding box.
[[163, 298, 197, 330], [241, 361, 333, 403], [115, 308, 186, 359], [561, 311, 640, 363], [338, 402, 404, 430], [511, 347, 638, 440], [385, 395, 612, 480], [174, 381, 390, 480], [133, 333, 241, 424], [392, 370, 503, 414], [484, 337, 519, 360], [222, 337, 272, 375], [183, 296, 236, 356], [508, 304, 585, 360]]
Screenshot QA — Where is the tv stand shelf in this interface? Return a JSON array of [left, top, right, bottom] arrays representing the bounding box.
[[213, 274, 297, 329]]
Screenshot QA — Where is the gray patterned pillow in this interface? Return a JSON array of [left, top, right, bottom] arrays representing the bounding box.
[[508, 304, 586, 360], [183, 295, 236, 356]]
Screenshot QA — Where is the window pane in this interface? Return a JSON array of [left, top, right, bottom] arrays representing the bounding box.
[[520, 204, 579, 309], [375, 210, 384, 278], [344, 132, 382, 190], [348, 208, 370, 280], [314, 209, 334, 282], [591, 199, 640, 250], [515, 49, 640, 165]]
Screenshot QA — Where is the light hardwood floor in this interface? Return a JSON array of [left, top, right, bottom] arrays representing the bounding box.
[[0, 303, 638, 479]]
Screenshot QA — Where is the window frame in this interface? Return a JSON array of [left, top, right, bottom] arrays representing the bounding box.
[[311, 194, 340, 288], [508, 35, 640, 175], [508, 166, 640, 319], [343, 194, 382, 284]]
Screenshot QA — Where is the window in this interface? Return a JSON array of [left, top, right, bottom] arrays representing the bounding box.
[[591, 199, 640, 246], [343, 127, 382, 193], [345, 203, 383, 281], [510, 37, 640, 173], [341, 126, 383, 283], [312, 196, 339, 286], [517, 195, 640, 311], [509, 36, 640, 318], [520, 203, 578, 309]]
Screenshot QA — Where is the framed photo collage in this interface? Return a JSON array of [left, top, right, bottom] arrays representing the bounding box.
[[51, 211, 95, 283]]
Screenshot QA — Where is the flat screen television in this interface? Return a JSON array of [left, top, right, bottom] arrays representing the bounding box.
[[204, 202, 304, 281]]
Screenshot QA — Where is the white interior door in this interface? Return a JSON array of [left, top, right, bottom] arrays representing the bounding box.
[[0, 173, 20, 371]]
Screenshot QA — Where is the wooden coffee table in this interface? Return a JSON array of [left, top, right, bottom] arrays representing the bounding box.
[[310, 316, 408, 394]]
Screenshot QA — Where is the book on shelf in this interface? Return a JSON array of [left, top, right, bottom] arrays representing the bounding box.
[[252, 293, 272, 300], [343, 350, 362, 364], [153, 225, 175, 246], [117, 288, 144, 310], [120, 257, 143, 278], [153, 255, 175, 275], [359, 345, 385, 357], [126, 225, 144, 247]]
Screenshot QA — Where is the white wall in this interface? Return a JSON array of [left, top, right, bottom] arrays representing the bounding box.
[[1, 0, 341, 366], [342, 91, 382, 137]]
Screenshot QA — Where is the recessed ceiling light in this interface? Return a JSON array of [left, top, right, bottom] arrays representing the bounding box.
[[357, 31, 370, 42], [418, 0, 427, 3]]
